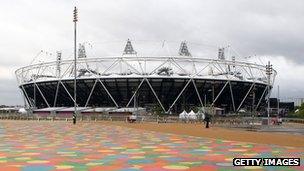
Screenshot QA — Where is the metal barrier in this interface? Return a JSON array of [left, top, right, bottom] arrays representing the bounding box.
[[1, 113, 303, 127]]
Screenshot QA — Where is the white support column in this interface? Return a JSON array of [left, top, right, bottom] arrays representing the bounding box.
[[126, 78, 145, 107], [211, 81, 229, 106], [35, 83, 51, 108], [62, 62, 74, 78], [33, 84, 36, 107], [149, 59, 170, 75], [60, 81, 76, 104], [228, 81, 236, 112], [145, 78, 166, 113], [242, 66, 252, 79], [77, 63, 119, 108], [247, 65, 254, 78], [53, 81, 60, 107], [236, 83, 255, 111], [52, 63, 74, 107], [136, 57, 145, 74], [191, 79, 203, 107], [171, 58, 189, 75], [85, 79, 98, 107], [211, 62, 223, 75], [21, 89, 30, 108], [215, 62, 236, 112], [255, 86, 268, 111], [97, 79, 119, 108], [102, 59, 119, 75], [167, 79, 192, 113], [122, 59, 141, 74], [195, 63, 210, 76], [21, 85, 34, 108]]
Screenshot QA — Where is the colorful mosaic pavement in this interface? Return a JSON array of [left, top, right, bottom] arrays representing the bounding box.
[[0, 121, 303, 171]]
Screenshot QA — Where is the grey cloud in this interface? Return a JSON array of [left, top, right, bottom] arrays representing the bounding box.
[[0, 79, 23, 105], [76, 0, 304, 62], [0, 0, 304, 105]]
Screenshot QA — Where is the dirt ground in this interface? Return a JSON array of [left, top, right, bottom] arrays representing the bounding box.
[[101, 121, 304, 148]]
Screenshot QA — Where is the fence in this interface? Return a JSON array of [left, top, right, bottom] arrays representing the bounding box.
[[1, 113, 303, 125]]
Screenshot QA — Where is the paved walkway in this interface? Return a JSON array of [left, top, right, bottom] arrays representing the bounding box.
[[0, 121, 303, 171]]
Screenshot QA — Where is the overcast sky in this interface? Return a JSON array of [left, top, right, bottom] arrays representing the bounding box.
[[0, 0, 304, 106]]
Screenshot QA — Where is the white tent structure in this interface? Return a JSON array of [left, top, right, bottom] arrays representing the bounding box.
[[188, 110, 197, 120], [179, 110, 187, 119], [18, 108, 27, 114], [179, 110, 188, 122]]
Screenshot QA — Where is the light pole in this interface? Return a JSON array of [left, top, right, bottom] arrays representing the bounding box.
[[277, 85, 280, 116], [266, 61, 273, 124], [73, 7, 78, 124]]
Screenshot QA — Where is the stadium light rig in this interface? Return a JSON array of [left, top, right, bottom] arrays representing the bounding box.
[[73, 6, 78, 124], [266, 61, 273, 124]]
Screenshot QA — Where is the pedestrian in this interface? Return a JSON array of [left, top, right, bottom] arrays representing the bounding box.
[[73, 114, 76, 124], [204, 113, 211, 128]]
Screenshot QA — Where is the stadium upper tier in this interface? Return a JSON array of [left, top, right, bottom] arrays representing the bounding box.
[[15, 40, 276, 113], [15, 56, 274, 86]]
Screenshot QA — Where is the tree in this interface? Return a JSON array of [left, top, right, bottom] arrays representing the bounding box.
[[152, 104, 165, 116], [291, 103, 304, 118], [297, 103, 304, 117]]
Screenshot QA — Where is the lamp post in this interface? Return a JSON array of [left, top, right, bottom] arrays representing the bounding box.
[[277, 85, 280, 116], [266, 61, 273, 124], [73, 7, 78, 124]]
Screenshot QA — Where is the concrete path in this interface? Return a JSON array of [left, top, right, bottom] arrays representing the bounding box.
[[0, 121, 303, 171]]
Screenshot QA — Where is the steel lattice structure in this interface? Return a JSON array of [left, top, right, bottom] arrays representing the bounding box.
[[15, 42, 276, 114]]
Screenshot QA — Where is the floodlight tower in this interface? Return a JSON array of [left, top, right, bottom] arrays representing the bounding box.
[[277, 85, 280, 116], [73, 7, 78, 124], [218, 47, 225, 60], [123, 39, 137, 55], [266, 61, 273, 124], [178, 41, 191, 56]]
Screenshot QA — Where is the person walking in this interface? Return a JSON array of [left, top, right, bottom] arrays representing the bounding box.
[[204, 113, 211, 128], [73, 114, 76, 124]]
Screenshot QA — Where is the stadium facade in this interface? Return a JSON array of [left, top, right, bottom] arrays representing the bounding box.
[[15, 40, 276, 114]]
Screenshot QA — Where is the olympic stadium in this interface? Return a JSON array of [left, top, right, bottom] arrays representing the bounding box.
[[15, 40, 276, 114]]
